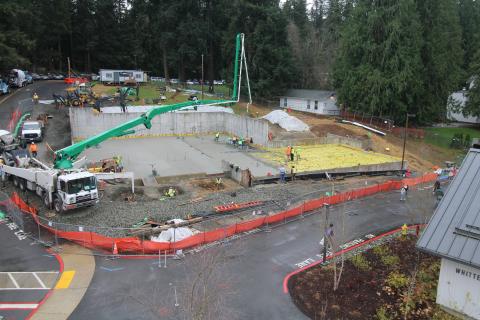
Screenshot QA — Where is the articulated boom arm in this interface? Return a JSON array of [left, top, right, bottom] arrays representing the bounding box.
[[54, 99, 232, 169], [54, 33, 247, 170]]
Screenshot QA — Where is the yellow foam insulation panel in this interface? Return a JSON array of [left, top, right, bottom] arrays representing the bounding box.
[[254, 144, 400, 172]]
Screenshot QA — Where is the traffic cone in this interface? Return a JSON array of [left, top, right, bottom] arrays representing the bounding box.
[[113, 241, 118, 255]]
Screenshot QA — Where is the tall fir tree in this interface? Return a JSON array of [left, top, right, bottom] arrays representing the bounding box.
[[224, 0, 297, 98], [417, 0, 464, 122], [333, 0, 425, 123], [465, 50, 480, 117], [459, 0, 480, 71]]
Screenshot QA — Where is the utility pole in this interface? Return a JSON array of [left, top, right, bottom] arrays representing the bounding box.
[[401, 113, 416, 172], [201, 54, 204, 100], [67, 57, 71, 79], [323, 203, 330, 263]]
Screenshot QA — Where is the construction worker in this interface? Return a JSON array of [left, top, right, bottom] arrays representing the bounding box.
[[290, 147, 295, 161], [29, 142, 38, 158], [291, 165, 296, 181], [285, 145, 292, 162], [279, 166, 286, 183], [166, 187, 176, 197], [32, 92, 39, 104], [215, 132, 220, 142], [401, 224, 408, 237], [400, 186, 407, 201], [215, 177, 223, 190], [295, 147, 301, 161]]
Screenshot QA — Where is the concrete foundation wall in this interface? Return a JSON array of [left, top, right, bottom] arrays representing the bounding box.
[[70, 109, 269, 145]]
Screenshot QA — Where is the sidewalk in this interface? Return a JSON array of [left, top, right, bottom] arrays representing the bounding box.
[[30, 243, 95, 320]]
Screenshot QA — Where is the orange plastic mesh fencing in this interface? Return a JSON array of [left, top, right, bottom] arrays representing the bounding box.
[[9, 173, 438, 254]]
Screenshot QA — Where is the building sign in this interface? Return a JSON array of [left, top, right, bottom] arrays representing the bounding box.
[[437, 258, 480, 319]]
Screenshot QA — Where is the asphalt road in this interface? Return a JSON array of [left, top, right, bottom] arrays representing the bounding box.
[[0, 81, 63, 129], [0, 208, 60, 320], [70, 186, 436, 320]]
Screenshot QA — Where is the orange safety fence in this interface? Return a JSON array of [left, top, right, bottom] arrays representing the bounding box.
[[9, 173, 438, 255]]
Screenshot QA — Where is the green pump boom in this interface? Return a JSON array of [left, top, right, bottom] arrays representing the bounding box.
[[54, 33, 246, 169]]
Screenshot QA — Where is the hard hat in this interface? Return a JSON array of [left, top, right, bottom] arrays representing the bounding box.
[[31, 142, 35, 144]]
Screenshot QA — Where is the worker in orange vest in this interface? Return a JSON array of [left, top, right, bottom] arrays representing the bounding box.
[[285, 145, 291, 161], [29, 142, 38, 158]]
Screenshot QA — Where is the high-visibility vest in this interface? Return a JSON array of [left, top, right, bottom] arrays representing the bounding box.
[[30, 144, 37, 152]]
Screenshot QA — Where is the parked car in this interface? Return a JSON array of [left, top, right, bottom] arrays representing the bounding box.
[[53, 73, 64, 80], [0, 79, 9, 95], [21, 121, 43, 143], [31, 73, 41, 81], [91, 74, 100, 81]]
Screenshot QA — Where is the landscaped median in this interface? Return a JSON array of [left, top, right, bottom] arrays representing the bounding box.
[[8, 173, 437, 256], [286, 226, 458, 320]]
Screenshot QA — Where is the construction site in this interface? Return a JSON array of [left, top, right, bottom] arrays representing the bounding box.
[[0, 34, 443, 252]]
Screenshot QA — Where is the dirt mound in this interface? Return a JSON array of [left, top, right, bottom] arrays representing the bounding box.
[[310, 124, 363, 138], [197, 179, 225, 191]]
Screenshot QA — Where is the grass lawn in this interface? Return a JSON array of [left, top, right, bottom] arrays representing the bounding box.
[[424, 127, 480, 149], [91, 82, 229, 106]]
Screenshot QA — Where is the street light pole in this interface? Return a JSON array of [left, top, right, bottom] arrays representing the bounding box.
[[201, 54, 204, 100], [401, 113, 415, 172], [322, 203, 330, 263]]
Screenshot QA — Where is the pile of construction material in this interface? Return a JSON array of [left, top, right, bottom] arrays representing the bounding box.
[[263, 110, 309, 132], [130, 218, 201, 242]]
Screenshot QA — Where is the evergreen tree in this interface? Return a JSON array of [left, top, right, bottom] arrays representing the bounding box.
[[225, 0, 297, 98], [333, 0, 424, 123], [283, 0, 308, 32], [465, 50, 480, 117], [417, 0, 464, 122], [0, 0, 35, 72], [459, 0, 480, 71]]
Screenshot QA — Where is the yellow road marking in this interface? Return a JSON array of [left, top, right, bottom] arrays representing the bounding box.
[[55, 270, 75, 289]]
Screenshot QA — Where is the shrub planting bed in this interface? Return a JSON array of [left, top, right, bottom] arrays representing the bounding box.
[[289, 234, 459, 319]]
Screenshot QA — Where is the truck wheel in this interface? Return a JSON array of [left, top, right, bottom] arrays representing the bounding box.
[[43, 193, 51, 209], [54, 198, 64, 214], [13, 177, 19, 188], [71, 99, 80, 107], [19, 179, 26, 191]]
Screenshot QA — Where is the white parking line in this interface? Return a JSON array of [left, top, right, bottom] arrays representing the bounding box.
[[0, 303, 38, 310], [0, 271, 58, 290], [0, 271, 58, 274], [32, 272, 47, 289], [7, 273, 19, 288]]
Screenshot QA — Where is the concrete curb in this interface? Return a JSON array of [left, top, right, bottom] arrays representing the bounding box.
[[22, 249, 63, 320], [28, 244, 95, 320]]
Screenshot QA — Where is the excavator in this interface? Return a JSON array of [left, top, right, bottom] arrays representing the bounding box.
[[53, 33, 251, 170]]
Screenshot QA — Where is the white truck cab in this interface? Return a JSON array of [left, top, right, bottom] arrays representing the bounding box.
[[54, 171, 99, 212]]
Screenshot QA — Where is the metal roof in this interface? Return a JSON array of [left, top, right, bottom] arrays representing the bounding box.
[[417, 148, 480, 268], [282, 89, 335, 101]]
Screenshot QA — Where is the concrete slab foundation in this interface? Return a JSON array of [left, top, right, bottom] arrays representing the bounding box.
[[83, 136, 277, 178]]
